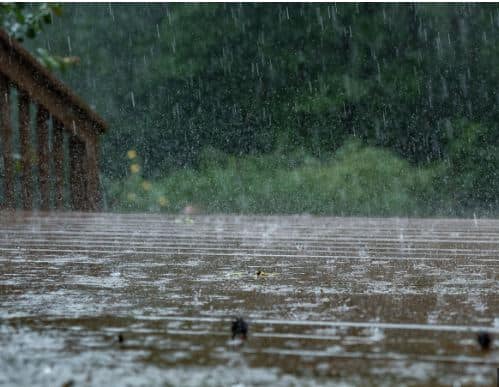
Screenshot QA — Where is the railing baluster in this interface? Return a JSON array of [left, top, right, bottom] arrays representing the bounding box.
[[69, 134, 87, 210], [52, 120, 65, 209], [19, 90, 32, 210], [36, 106, 49, 210], [0, 76, 14, 209], [85, 135, 100, 211]]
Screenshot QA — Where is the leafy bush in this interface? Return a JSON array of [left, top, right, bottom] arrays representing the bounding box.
[[106, 140, 437, 216]]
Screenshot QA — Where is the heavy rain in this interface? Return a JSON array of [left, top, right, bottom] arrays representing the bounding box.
[[0, 3, 498, 386]]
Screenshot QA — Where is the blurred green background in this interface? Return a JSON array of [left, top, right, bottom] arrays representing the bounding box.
[[7, 4, 499, 216]]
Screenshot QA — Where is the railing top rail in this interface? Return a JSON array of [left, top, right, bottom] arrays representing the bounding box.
[[0, 29, 107, 134]]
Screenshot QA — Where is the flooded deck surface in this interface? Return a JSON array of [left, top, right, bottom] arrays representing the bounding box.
[[1, 212, 498, 386]]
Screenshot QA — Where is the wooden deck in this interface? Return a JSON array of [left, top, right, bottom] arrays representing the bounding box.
[[1, 212, 498, 386]]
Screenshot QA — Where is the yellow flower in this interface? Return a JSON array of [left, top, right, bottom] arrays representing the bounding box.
[[127, 150, 137, 160], [130, 163, 140, 174], [141, 181, 152, 191], [158, 196, 169, 207], [127, 192, 137, 202]]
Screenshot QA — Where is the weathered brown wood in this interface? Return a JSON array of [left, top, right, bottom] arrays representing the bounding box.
[[85, 134, 100, 211], [19, 91, 32, 210], [0, 29, 106, 212], [0, 30, 106, 139], [36, 106, 49, 210], [52, 120, 65, 209], [69, 134, 87, 211], [0, 76, 14, 208]]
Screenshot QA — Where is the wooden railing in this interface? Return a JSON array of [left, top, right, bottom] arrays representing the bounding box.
[[0, 30, 106, 211]]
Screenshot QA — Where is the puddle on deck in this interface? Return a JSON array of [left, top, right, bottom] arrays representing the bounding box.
[[0, 212, 498, 386]]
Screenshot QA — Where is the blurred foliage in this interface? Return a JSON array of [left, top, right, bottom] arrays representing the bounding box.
[[438, 121, 499, 214], [107, 140, 438, 216], [0, 3, 60, 40], [106, 149, 170, 212], [0, 3, 77, 72], [20, 4, 499, 215]]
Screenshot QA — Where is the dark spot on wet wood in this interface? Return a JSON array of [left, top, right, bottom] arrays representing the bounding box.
[[477, 332, 492, 350], [61, 380, 75, 387], [231, 317, 248, 340]]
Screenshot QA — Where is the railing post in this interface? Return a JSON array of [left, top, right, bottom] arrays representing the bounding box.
[[0, 76, 14, 209], [69, 133, 87, 211], [36, 106, 49, 210], [52, 120, 65, 209], [19, 90, 32, 210]]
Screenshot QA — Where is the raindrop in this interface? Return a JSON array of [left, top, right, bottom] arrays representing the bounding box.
[[171, 37, 176, 53], [108, 3, 115, 21], [166, 8, 172, 25], [459, 74, 468, 96], [435, 32, 441, 56], [318, 13, 324, 31], [130, 91, 135, 108], [441, 76, 448, 98]]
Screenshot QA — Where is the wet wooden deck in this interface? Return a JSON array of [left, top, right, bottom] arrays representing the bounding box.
[[1, 212, 498, 386]]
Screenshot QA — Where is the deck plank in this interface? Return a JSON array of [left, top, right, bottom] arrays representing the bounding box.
[[0, 212, 498, 386]]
